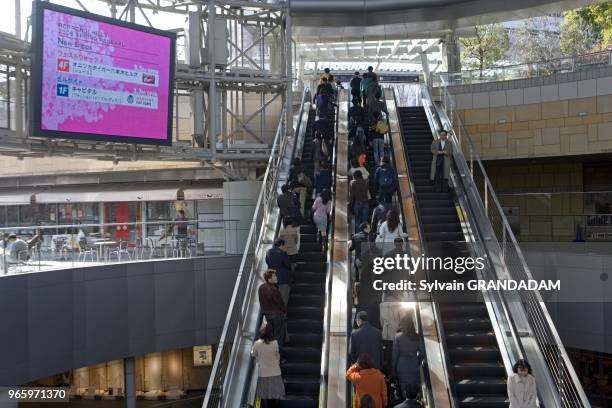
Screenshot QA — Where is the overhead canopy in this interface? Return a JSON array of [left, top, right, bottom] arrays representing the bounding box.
[[291, 0, 593, 42], [32, 183, 223, 204], [0, 189, 40, 205]]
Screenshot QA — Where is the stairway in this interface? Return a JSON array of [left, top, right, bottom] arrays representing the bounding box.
[[398, 106, 508, 408], [280, 109, 328, 408]]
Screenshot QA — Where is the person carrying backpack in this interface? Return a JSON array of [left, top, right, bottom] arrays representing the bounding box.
[[374, 156, 397, 202], [369, 111, 388, 166]]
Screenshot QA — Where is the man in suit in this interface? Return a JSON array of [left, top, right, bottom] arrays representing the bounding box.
[[350, 311, 384, 369], [430, 130, 453, 192]]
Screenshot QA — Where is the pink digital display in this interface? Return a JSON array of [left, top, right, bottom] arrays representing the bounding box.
[[32, 4, 175, 145]]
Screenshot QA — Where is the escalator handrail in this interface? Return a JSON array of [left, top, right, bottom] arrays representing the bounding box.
[[319, 89, 343, 408], [426, 77, 590, 407], [203, 86, 311, 408], [387, 86, 457, 408]]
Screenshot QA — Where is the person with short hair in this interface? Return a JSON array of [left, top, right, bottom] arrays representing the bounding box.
[[508, 359, 537, 408], [349, 222, 374, 282], [374, 156, 397, 202], [430, 130, 452, 193], [346, 354, 387, 408], [265, 239, 293, 306], [350, 71, 362, 103], [251, 323, 285, 407], [371, 194, 392, 234], [350, 170, 370, 233], [7, 234, 29, 263], [369, 111, 386, 166], [258, 270, 287, 349], [350, 311, 383, 369]]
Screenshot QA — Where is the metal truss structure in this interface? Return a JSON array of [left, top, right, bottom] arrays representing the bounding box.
[[0, 0, 292, 179]]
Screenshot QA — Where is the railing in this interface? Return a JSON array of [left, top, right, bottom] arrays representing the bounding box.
[[436, 49, 612, 86], [430, 77, 591, 407], [319, 89, 342, 408], [202, 86, 310, 408], [0, 219, 242, 275]]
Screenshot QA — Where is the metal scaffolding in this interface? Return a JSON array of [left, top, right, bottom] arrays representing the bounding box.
[[0, 0, 292, 179]]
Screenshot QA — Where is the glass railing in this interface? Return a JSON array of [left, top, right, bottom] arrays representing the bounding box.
[[0, 219, 245, 275], [435, 50, 612, 86]]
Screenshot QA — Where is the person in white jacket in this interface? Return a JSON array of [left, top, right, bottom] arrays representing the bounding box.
[[376, 208, 404, 255], [508, 359, 538, 408]]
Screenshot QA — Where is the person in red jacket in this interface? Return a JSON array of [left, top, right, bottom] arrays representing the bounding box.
[[346, 354, 387, 408]]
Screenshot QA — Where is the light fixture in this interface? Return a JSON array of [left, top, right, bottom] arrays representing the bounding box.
[[578, 111, 587, 117], [498, 119, 506, 124]]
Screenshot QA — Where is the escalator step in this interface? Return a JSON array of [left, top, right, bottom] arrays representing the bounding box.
[[291, 282, 325, 295], [457, 395, 509, 408], [445, 332, 497, 346], [281, 362, 321, 376], [293, 272, 326, 284], [444, 317, 492, 331], [291, 252, 327, 262], [455, 377, 508, 396], [452, 362, 506, 378], [299, 242, 323, 253], [283, 375, 320, 394], [423, 231, 465, 241], [288, 293, 324, 308], [288, 306, 324, 320], [449, 346, 501, 361], [279, 394, 319, 408], [295, 261, 327, 273], [282, 346, 321, 362]]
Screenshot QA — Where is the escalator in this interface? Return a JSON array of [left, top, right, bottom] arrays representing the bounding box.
[[398, 106, 508, 408], [281, 109, 327, 408]]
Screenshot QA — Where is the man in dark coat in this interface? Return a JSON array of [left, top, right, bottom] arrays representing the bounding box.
[[349, 71, 362, 104], [350, 311, 384, 369], [265, 239, 293, 306], [258, 269, 287, 348], [277, 184, 301, 221]]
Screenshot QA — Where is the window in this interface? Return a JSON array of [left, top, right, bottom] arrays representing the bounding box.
[[146, 201, 195, 238]]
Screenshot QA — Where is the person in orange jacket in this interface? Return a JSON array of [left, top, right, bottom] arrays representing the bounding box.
[[346, 354, 387, 408]]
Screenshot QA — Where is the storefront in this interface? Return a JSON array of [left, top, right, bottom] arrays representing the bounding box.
[[0, 182, 225, 253]]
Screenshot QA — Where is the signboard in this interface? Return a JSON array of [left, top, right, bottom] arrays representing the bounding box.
[[193, 345, 213, 366], [30, 2, 176, 145]]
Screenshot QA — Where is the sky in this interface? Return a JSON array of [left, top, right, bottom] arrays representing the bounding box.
[[1, 0, 187, 40]]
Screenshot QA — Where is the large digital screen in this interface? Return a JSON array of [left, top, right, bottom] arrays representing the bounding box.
[[30, 2, 176, 145]]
